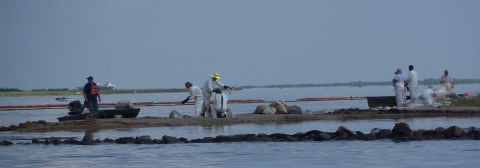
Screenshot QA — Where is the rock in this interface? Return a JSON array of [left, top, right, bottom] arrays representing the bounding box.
[[287, 105, 302, 114], [257, 133, 268, 137], [304, 130, 322, 136], [392, 122, 413, 137], [253, 105, 267, 114], [162, 135, 181, 144], [50, 138, 62, 145], [215, 135, 231, 142], [336, 126, 356, 136], [443, 126, 463, 138], [250, 136, 272, 142], [466, 127, 478, 137], [358, 134, 377, 141], [269, 100, 288, 114], [263, 107, 276, 115], [1, 140, 13, 145], [152, 139, 163, 144], [315, 133, 331, 141], [115, 137, 136, 144], [434, 127, 446, 133], [270, 133, 289, 140], [284, 136, 298, 142], [413, 129, 425, 139], [474, 130, 480, 140], [178, 137, 188, 143], [337, 131, 349, 139], [370, 128, 380, 135], [202, 137, 216, 143], [169, 110, 191, 118], [375, 129, 391, 139], [32, 139, 40, 144], [103, 138, 115, 143], [434, 127, 446, 139], [230, 134, 256, 142], [278, 100, 288, 109], [136, 135, 152, 144]]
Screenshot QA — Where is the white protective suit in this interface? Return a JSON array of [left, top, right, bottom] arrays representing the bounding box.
[[418, 87, 436, 105], [202, 78, 225, 117], [406, 70, 418, 100], [440, 75, 453, 92], [188, 85, 203, 117], [393, 74, 406, 107]]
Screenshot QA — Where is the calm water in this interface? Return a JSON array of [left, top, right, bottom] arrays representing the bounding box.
[[1, 85, 479, 167]]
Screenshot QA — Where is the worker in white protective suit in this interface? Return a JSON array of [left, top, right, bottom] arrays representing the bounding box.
[[405, 65, 418, 101], [201, 73, 232, 118], [392, 68, 406, 107], [181, 82, 203, 117], [418, 86, 437, 105], [439, 70, 454, 92]]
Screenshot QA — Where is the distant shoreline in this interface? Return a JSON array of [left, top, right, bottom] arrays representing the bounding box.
[[240, 78, 480, 89], [1, 78, 479, 97], [0, 88, 241, 97]]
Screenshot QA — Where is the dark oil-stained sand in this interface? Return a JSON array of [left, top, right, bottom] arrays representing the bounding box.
[[3, 106, 480, 132]]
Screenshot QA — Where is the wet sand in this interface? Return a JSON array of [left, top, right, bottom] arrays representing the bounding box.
[[3, 106, 480, 132]]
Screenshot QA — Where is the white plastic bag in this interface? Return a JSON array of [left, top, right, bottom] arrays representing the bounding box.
[[212, 92, 228, 115]]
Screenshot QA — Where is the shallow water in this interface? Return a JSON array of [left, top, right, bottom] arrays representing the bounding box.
[[1, 85, 480, 167], [1, 140, 479, 167]]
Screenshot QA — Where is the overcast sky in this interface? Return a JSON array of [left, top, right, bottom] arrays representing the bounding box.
[[1, 0, 479, 90]]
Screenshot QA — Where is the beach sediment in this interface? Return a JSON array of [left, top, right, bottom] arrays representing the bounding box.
[[2, 106, 480, 133]]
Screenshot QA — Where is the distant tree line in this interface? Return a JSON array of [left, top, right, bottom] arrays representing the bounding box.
[[0, 87, 22, 92], [239, 78, 480, 89], [31, 88, 70, 91]]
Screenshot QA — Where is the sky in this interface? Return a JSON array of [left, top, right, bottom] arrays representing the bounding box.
[[1, 0, 479, 90]]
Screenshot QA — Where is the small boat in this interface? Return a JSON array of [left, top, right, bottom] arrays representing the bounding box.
[[57, 108, 141, 122], [366, 96, 411, 108]]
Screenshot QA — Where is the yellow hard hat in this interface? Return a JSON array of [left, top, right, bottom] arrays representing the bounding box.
[[211, 73, 220, 79]]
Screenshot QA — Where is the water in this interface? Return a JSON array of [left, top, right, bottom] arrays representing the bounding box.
[[1, 85, 480, 167]]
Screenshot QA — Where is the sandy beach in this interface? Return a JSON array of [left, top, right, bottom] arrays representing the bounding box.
[[3, 106, 480, 133]]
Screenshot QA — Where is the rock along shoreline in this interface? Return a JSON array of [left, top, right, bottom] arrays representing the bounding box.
[[1, 122, 479, 146]]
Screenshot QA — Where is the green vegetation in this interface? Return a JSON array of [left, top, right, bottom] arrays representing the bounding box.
[[0, 87, 22, 92], [451, 93, 480, 107], [32, 88, 69, 91]]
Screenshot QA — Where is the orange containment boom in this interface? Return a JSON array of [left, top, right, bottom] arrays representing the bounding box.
[[0, 97, 365, 111]]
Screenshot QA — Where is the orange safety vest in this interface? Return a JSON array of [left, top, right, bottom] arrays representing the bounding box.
[[91, 83, 99, 95]]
